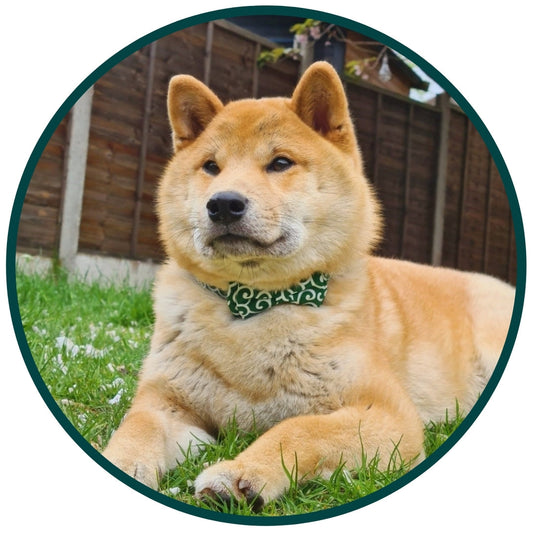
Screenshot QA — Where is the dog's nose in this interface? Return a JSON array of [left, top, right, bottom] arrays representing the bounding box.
[[206, 191, 248, 224]]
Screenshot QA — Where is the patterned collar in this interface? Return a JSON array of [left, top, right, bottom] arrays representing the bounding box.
[[197, 272, 330, 319]]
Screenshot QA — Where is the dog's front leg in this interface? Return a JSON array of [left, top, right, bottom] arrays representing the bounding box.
[[102, 382, 214, 489], [195, 402, 424, 510]]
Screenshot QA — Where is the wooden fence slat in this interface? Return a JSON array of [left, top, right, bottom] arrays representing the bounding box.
[[482, 153, 495, 272], [131, 42, 158, 259], [204, 21, 214, 85], [431, 93, 450, 265], [400, 103, 414, 258], [507, 205, 515, 284], [372, 92, 383, 187], [455, 119, 471, 270]]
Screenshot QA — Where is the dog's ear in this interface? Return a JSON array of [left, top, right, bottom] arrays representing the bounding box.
[[167, 75, 223, 151], [291, 61, 355, 150]]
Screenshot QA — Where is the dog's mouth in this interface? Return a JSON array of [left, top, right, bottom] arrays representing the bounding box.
[[209, 232, 283, 256], [198, 217, 302, 261]]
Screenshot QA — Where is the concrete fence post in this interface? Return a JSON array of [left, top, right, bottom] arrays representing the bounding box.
[[58, 86, 94, 270]]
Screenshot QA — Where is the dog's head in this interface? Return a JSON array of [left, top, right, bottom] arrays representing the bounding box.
[[157, 61, 381, 290]]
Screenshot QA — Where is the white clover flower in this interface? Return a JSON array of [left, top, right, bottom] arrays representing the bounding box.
[[55, 336, 80, 357], [108, 389, 124, 405], [110, 377, 125, 388], [55, 353, 68, 374], [32, 325, 47, 336], [84, 344, 108, 358]]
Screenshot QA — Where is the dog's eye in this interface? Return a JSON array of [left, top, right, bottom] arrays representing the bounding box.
[[202, 160, 220, 176], [267, 157, 294, 173]]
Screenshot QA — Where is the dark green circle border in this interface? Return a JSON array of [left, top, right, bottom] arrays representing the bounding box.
[[6, 4, 526, 527]]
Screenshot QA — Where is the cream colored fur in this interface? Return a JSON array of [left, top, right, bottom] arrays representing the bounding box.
[[103, 62, 515, 509]]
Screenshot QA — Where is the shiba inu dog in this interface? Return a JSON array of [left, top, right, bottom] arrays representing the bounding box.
[[103, 61, 515, 509]]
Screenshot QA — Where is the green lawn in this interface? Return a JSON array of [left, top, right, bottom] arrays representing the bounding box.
[[14, 267, 464, 518]]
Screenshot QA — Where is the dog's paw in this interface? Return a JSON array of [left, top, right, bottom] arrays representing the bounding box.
[[194, 460, 269, 512], [102, 450, 160, 489]]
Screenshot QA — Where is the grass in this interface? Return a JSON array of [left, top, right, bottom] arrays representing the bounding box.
[[15, 266, 154, 449], [15, 266, 464, 518]]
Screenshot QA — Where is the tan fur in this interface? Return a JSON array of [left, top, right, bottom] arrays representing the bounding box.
[[103, 62, 515, 508]]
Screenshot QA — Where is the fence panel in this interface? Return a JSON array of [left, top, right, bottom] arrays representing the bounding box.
[[17, 115, 69, 255], [346, 86, 441, 265], [441, 108, 516, 284], [78, 47, 149, 258]]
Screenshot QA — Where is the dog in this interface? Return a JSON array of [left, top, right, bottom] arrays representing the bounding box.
[[103, 61, 515, 510]]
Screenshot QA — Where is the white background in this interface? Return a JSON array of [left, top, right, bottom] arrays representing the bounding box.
[[2, 1, 531, 531]]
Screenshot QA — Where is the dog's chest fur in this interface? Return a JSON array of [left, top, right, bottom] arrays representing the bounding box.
[[141, 265, 355, 433]]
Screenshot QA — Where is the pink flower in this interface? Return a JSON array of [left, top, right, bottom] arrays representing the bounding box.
[[309, 26, 321, 39], [294, 33, 308, 45]]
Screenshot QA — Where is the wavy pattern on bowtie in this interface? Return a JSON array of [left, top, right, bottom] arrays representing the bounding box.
[[198, 272, 330, 319]]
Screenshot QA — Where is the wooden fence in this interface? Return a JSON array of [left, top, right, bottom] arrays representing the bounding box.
[[16, 20, 517, 285]]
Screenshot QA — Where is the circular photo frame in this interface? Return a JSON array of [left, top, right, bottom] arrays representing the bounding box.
[[7, 5, 526, 526]]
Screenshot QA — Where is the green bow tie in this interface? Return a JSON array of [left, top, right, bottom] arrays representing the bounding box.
[[199, 272, 330, 319]]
